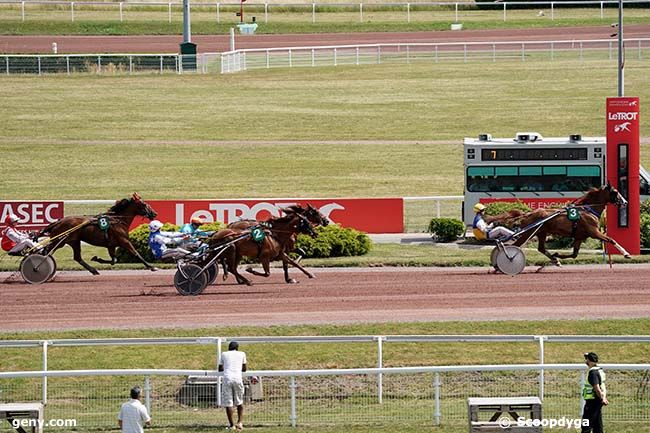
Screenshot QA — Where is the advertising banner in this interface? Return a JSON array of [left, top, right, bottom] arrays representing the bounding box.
[[0, 201, 65, 230], [131, 198, 404, 233], [480, 197, 575, 210]]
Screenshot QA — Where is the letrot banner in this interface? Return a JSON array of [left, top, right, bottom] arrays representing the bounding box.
[[0, 201, 65, 230], [130, 198, 404, 233]]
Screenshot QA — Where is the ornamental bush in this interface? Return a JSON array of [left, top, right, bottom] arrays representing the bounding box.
[[295, 224, 372, 258], [484, 201, 531, 217], [115, 222, 223, 263], [427, 218, 465, 243]]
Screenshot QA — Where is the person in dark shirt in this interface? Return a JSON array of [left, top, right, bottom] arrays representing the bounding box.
[[581, 352, 608, 433]]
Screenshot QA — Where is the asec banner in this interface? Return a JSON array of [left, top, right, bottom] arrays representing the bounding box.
[[0, 201, 65, 230], [132, 198, 404, 233]]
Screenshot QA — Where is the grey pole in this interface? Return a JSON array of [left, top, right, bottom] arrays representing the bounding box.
[[617, 0, 623, 96], [230, 27, 235, 51], [183, 0, 191, 43]]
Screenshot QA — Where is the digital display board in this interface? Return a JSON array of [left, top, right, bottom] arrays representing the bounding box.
[[481, 148, 588, 161]]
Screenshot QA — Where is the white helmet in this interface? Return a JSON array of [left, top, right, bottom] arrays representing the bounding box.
[[149, 220, 164, 232], [7, 214, 20, 224]]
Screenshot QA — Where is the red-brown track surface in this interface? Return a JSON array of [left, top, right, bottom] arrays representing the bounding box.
[[1, 265, 649, 331], [1, 24, 649, 54]]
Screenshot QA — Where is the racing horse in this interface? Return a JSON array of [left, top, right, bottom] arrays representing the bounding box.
[[39, 193, 158, 275], [488, 184, 631, 268], [211, 205, 329, 285]]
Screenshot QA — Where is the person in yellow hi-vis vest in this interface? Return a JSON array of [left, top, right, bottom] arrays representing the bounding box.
[[581, 352, 608, 433], [472, 203, 515, 241]]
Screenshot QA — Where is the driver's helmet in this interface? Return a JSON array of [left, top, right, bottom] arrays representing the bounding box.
[[7, 214, 20, 225], [190, 217, 204, 226], [473, 203, 486, 213], [149, 220, 164, 232]]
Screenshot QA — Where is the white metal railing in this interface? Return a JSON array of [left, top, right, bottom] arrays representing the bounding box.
[[220, 38, 650, 73], [1, 0, 649, 24], [0, 364, 648, 428]]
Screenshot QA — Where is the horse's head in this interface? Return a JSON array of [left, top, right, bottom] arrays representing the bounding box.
[[604, 183, 628, 207], [110, 193, 157, 219], [304, 204, 330, 227], [296, 213, 318, 238]]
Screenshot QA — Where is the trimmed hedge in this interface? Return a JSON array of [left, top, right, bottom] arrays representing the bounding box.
[[427, 218, 465, 243], [484, 201, 531, 217], [295, 225, 372, 258], [115, 222, 223, 263]]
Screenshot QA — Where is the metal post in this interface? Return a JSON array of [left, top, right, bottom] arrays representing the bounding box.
[[289, 376, 297, 427], [37, 56, 41, 75], [600, 1, 603, 19], [454, 2, 458, 22], [183, 0, 191, 42], [333, 48, 337, 66], [311, 49, 315, 66], [537, 336, 545, 401], [377, 45, 381, 64], [144, 376, 151, 414], [579, 370, 586, 414], [98, 55, 101, 73], [129, 55, 132, 74], [21, 1, 25, 21], [407, 3, 410, 23], [217, 338, 222, 407], [42, 341, 48, 405], [217, 3, 220, 23], [264, 3, 268, 23], [160, 55, 163, 73], [70, 2, 74, 22], [6, 56, 9, 75], [355, 47, 359, 65], [168, 2, 172, 23], [119, 2, 123, 21], [359, 2, 362, 22], [229, 27, 235, 51], [376, 336, 383, 404], [434, 373, 441, 425], [66, 55, 70, 75], [312, 3, 315, 23], [503, 2, 506, 21], [288, 49, 292, 68], [617, 0, 624, 96], [266, 50, 269, 69], [551, 2, 554, 20]]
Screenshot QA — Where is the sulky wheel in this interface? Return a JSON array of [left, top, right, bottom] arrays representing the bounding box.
[[490, 247, 499, 269], [174, 264, 208, 296], [495, 246, 526, 276], [20, 254, 56, 284], [205, 263, 219, 286]]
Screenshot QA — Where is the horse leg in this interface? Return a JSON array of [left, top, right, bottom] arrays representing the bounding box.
[[117, 239, 158, 271], [534, 235, 561, 273], [552, 240, 583, 260], [589, 231, 632, 258], [91, 246, 117, 265], [230, 254, 253, 286], [281, 252, 314, 279], [70, 240, 100, 275]]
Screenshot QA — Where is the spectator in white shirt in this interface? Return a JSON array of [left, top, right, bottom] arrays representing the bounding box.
[[118, 386, 151, 433], [219, 341, 247, 430]]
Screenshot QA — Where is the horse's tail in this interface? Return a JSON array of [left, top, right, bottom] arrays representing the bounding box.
[[38, 219, 64, 237]]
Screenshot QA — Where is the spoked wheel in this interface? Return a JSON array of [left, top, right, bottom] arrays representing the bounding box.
[[174, 264, 208, 296], [495, 246, 526, 276], [20, 254, 57, 284], [205, 263, 219, 286]]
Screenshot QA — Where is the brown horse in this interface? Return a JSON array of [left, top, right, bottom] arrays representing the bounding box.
[[39, 192, 158, 275], [489, 184, 630, 268], [211, 205, 329, 285]]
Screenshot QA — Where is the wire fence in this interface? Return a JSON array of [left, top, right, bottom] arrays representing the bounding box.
[[220, 38, 650, 73], [0, 366, 649, 429], [0, 0, 649, 24]]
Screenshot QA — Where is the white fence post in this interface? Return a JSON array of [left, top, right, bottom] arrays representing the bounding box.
[[312, 3, 315, 23], [376, 336, 384, 404], [264, 3, 268, 23], [407, 3, 410, 23], [66, 55, 70, 75], [37, 56, 41, 75], [579, 370, 586, 414], [70, 2, 74, 22], [551, 2, 554, 20], [168, 2, 172, 23], [288, 49, 292, 68], [434, 372, 441, 425], [537, 336, 545, 401], [119, 2, 123, 22], [144, 376, 151, 414], [129, 55, 133, 74], [21, 1, 25, 21], [359, 2, 363, 22], [217, 338, 222, 406], [216, 3, 220, 23], [333, 48, 337, 66], [6, 56, 9, 75], [503, 2, 506, 21], [355, 47, 359, 65], [600, 1, 603, 19], [42, 341, 48, 405], [454, 2, 458, 23], [290, 376, 297, 427]]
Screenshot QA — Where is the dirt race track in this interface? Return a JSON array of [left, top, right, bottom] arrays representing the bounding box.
[[1, 264, 649, 331], [2, 24, 650, 53]]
